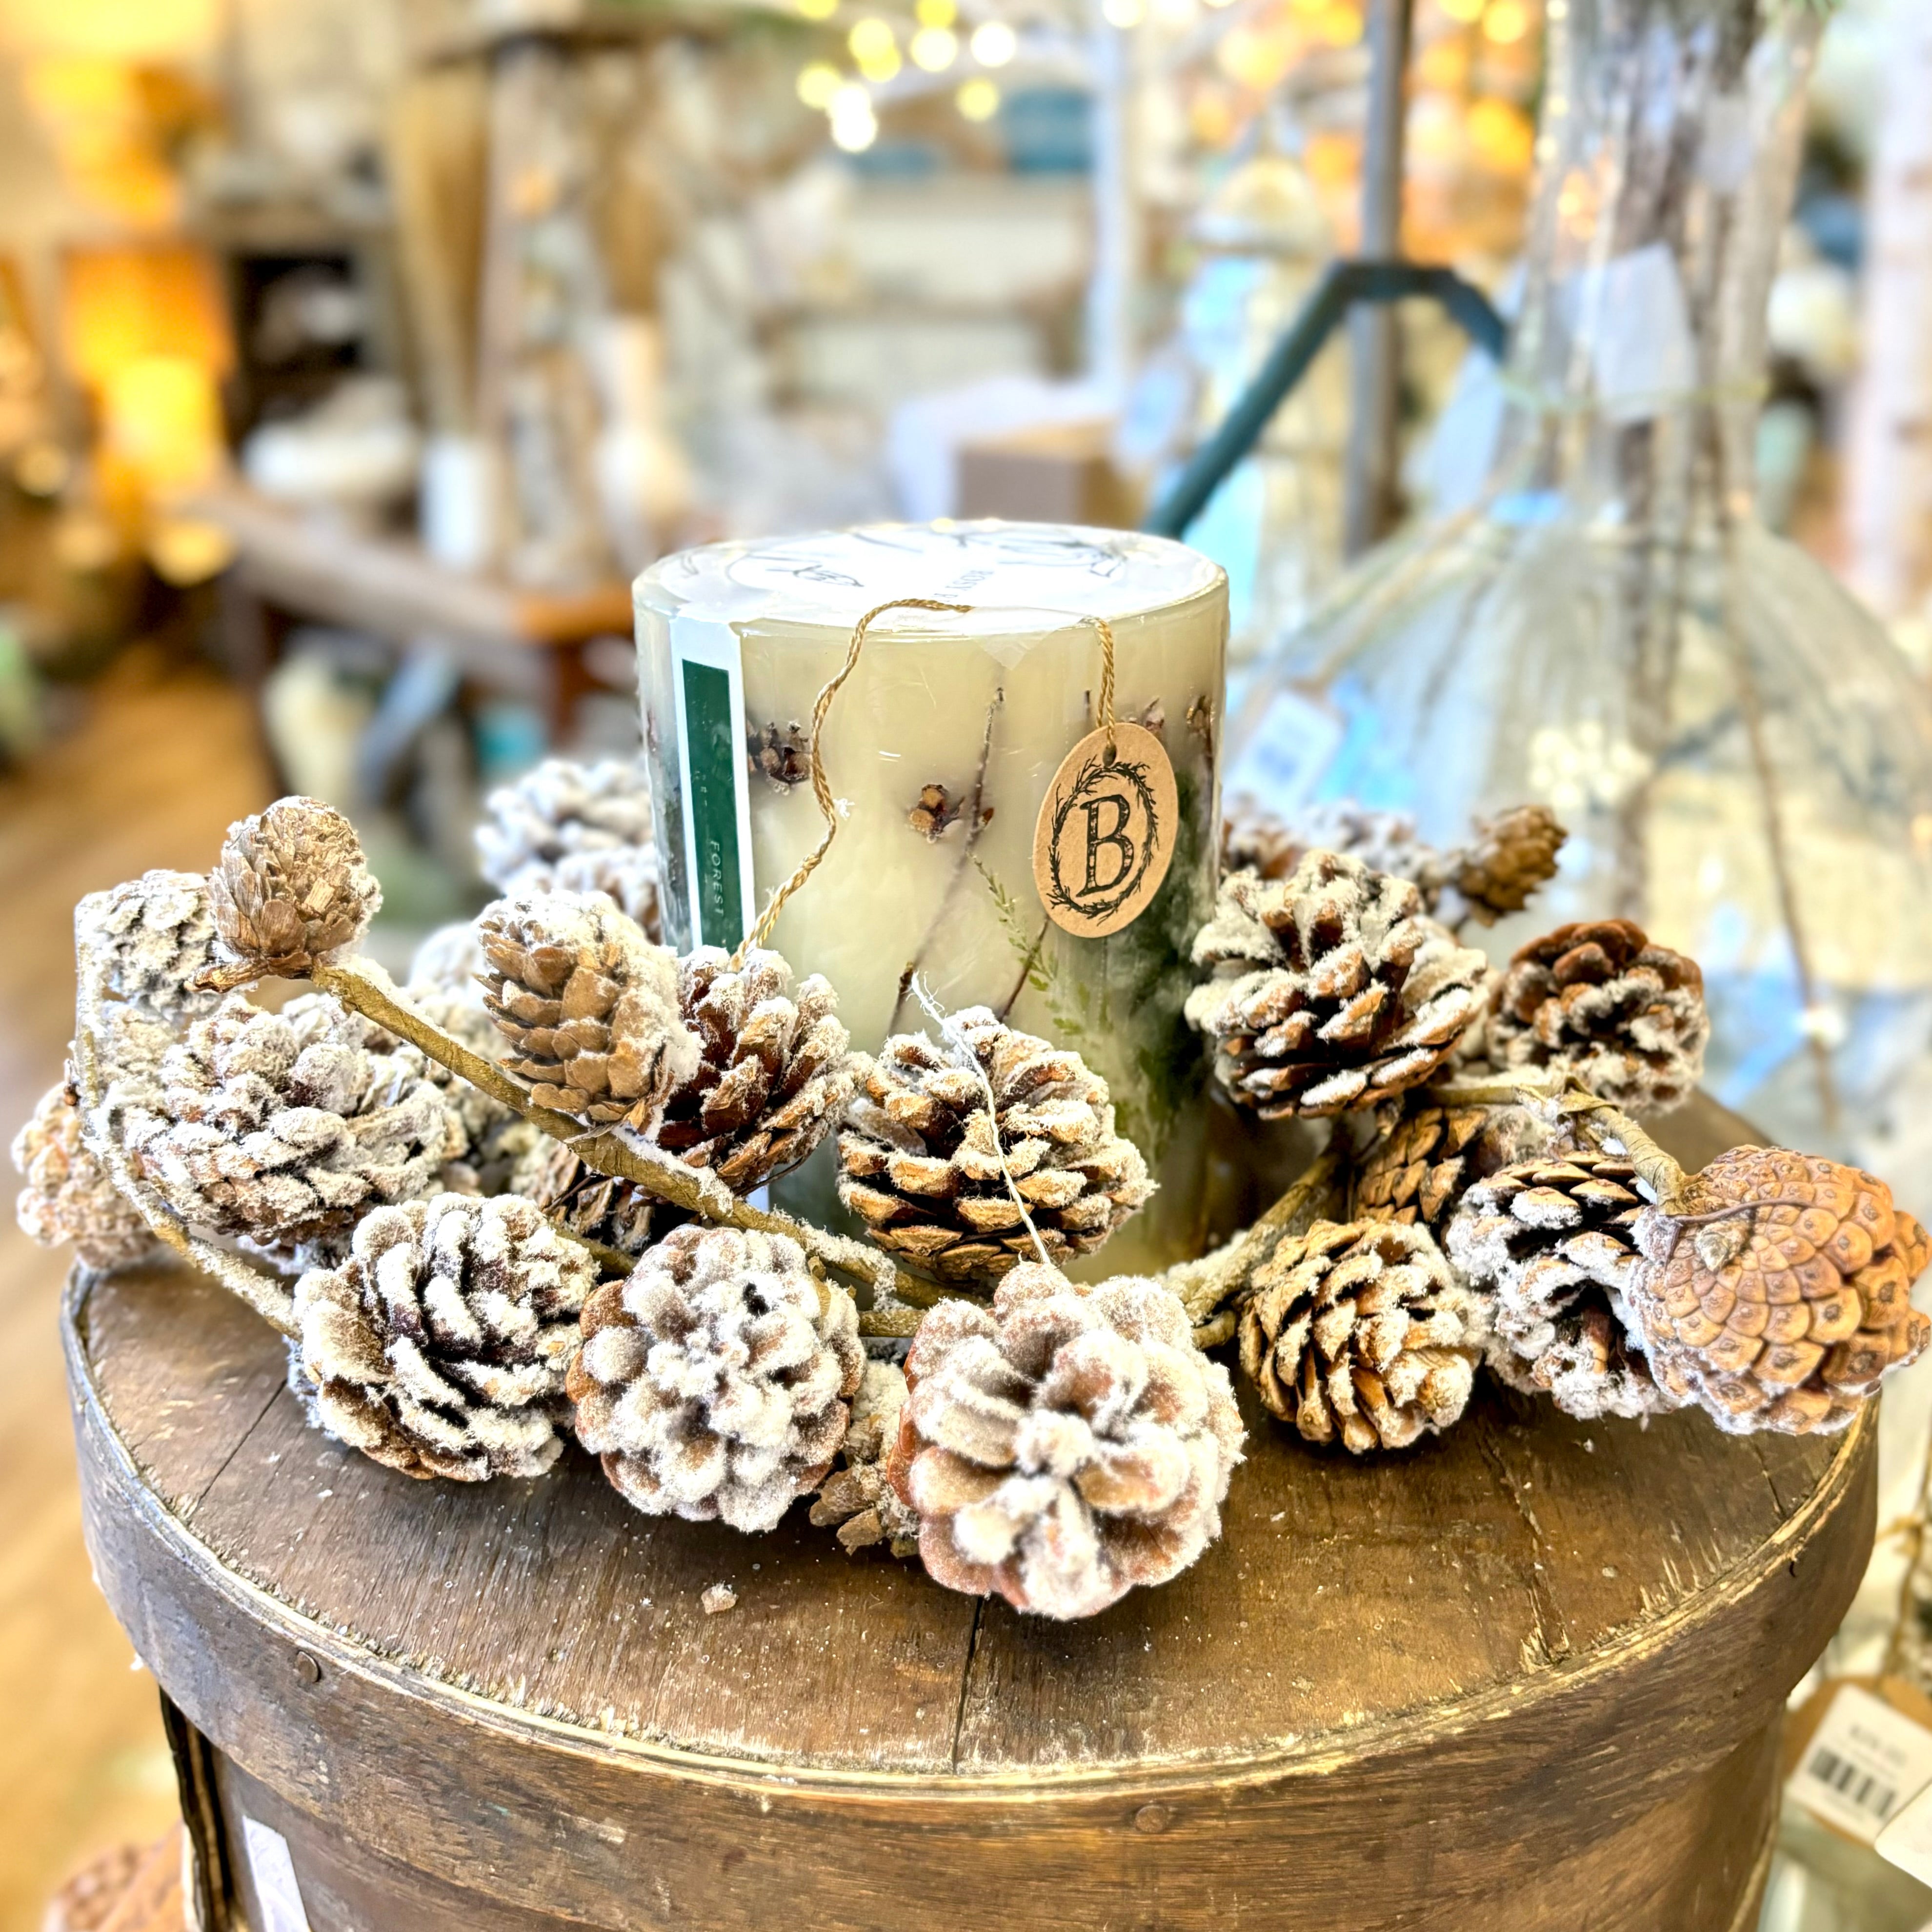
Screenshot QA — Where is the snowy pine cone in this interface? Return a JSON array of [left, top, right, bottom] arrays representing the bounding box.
[[292, 1192, 596, 1480], [13, 1080, 154, 1269], [76, 870, 221, 1021], [208, 796, 381, 981], [567, 1224, 863, 1533], [1350, 1096, 1554, 1234], [476, 757, 660, 937]]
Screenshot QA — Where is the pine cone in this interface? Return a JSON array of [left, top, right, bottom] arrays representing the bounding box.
[[1187, 854, 1489, 1118], [567, 1224, 863, 1533], [809, 1359, 921, 1555], [1351, 1096, 1553, 1233], [1449, 805, 1565, 926], [207, 796, 381, 980], [1624, 1147, 1932, 1435], [118, 993, 457, 1257], [1487, 920, 1708, 1112], [477, 892, 698, 1128], [836, 1007, 1152, 1287], [884, 1263, 1243, 1619], [1239, 1220, 1482, 1452], [13, 1080, 154, 1268], [1222, 797, 1438, 887], [292, 1193, 595, 1480], [407, 920, 486, 995], [476, 757, 660, 938], [662, 947, 861, 1193], [523, 1139, 672, 1257], [1445, 1154, 1677, 1420], [76, 871, 221, 1021]]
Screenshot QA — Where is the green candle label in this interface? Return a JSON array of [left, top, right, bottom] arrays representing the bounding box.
[[1033, 721, 1177, 939], [669, 615, 756, 951]]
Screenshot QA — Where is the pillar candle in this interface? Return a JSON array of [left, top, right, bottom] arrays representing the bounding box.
[[636, 520, 1228, 1273]]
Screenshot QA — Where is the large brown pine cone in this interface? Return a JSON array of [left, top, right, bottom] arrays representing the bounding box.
[[292, 1193, 595, 1480], [836, 1007, 1151, 1287], [477, 892, 698, 1128], [885, 1263, 1244, 1619], [568, 1224, 863, 1532], [1445, 1154, 1677, 1420], [12, 1080, 154, 1269], [661, 947, 861, 1192], [77, 870, 222, 1021], [1487, 920, 1707, 1112], [1351, 1097, 1553, 1233], [1187, 853, 1488, 1118], [1625, 1147, 1932, 1435], [1239, 1219, 1482, 1452], [207, 796, 381, 980]]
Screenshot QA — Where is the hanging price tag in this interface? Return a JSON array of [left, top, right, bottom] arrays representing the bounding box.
[[1032, 721, 1177, 939], [1784, 1679, 1932, 1848]]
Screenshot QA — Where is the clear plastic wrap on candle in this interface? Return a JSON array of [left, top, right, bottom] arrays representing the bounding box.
[[636, 521, 1228, 1273]]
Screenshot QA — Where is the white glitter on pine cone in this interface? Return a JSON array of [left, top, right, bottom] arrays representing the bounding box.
[[475, 757, 660, 936], [887, 1263, 1244, 1620], [208, 795, 381, 975], [568, 1224, 863, 1533], [292, 1192, 596, 1480], [12, 1080, 154, 1269], [75, 870, 222, 1021]]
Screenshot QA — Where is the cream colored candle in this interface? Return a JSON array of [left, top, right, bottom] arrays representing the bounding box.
[[636, 520, 1228, 1273]]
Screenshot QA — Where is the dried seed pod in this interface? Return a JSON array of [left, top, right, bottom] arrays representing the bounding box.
[[1625, 1147, 1932, 1435], [1239, 1219, 1483, 1452], [207, 796, 381, 979], [886, 1262, 1244, 1618], [12, 1080, 154, 1269]]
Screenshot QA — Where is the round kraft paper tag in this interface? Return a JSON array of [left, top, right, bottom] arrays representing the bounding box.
[[1032, 721, 1178, 939]]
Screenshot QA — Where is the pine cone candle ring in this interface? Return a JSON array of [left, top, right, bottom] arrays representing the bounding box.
[[836, 1007, 1152, 1287], [661, 947, 862, 1192], [1445, 1154, 1676, 1421], [76, 871, 222, 1020], [1488, 919, 1708, 1113], [1187, 853, 1489, 1118], [567, 1224, 864, 1533], [477, 892, 699, 1129], [886, 1263, 1244, 1619], [292, 1193, 596, 1480], [1239, 1220, 1483, 1452], [13, 1081, 155, 1268], [1625, 1147, 1932, 1435], [207, 796, 381, 981]]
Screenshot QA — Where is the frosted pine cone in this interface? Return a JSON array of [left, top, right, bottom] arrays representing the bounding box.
[[118, 994, 456, 1257], [1222, 797, 1438, 888], [76, 871, 221, 1021], [1625, 1147, 1932, 1435], [407, 921, 486, 995], [523, 1139, 669, 1257], [662, 947, 861, 1192], [568, 1224, 863, 1533], [885, 1264, 1244, 1619], [207, 796, 381, 982], [13, 1081, 154, 1268], [1448, 805, 1565, 926], [809, 1360, 921, 1555], [1351, 1097, 1553, 1233], [1445, 1154, 1676, 1420], [292, 1193, 595, 1480], [1187, 853, 1488, 1118], [837, 1007, 1151, 1287], [476, 756, 660, 936], [477, 892, 698, 1128], [1487, 920, 1707, 1112], [1240, 1220, 1482, 1452]]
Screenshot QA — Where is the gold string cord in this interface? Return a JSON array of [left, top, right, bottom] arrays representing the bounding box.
[[1087, 614, 1118, 758]]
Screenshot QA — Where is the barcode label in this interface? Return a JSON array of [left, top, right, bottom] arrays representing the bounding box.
[[1787, 1684, 1932, 1846]]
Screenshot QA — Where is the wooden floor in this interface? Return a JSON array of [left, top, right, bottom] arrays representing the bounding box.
[[0, 649, 269, 1932]]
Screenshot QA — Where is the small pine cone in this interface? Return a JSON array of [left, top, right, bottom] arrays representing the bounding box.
[[662, 947, 861, 1193], [1448, 805, 1565, 926], [1625, 1147, 1932, 1435], [208, 796, 381, 980], [1351, 1096, 1554, 1233], [1445, 1154, 1676, 1420], [1187, 853, 1488, 1118], [1488, 920, 1708, 1112], [809, 1359, 921, 1555], [407, 921, 486, 995], [1239, 1220, 1482, 1452], [1222, 796, 1441, 892], [568, 1224, 863, 1533], [476, 757, 660, 938], [836, 1007, 1152, 1287], [523, 1139, 673, 1257], [477, 892, 699, 1128], [292, 1193, 595, 1480], [12, 1081, 154, 1268], [886, 1263, 1243, 1619], [76, 870, 221, 1021], [118, 994, 457, 1257]]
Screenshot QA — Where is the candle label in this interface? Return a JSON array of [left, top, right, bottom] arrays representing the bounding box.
[[669, 614, 757, 951], [1032, 721, 1177, 939]]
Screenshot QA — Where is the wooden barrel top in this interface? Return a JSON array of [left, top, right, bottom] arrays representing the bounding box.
[[63, 1097, 1879, 1932]]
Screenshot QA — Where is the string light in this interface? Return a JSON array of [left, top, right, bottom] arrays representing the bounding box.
[[916, 0, 956, 21], [969, 19, 1016, 64], [957, 77, 1001, 121], [1102, 0, 1145, 26], [1483, 0, 1530, 42], [796, 0, 838, 19], [1437, 0, 1483, 20], [830, 81, 879, 150], [911, 24, 958, 68], [797, 61, 843, 107], [849, 16, 897, 60]]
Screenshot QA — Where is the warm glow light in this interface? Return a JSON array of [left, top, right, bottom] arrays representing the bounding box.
[[1414, 38, 1468, 88], [796, 0, 838, 18], [1468, 96, 1533, 170], [969, 19, 1016, 64], [856, 44, 902, 79], [1483, 0, 1530, 41], [1103, 0, 1145, 26], [1312, 3, 1362, 45], [916, 0, 956, 22], [797, 60, 843, 107], [829, 82, 878, 150], [1437, 0, 1483, 20], [848, 16, 896, 59], [956, 77, 1001, 121], [1188, 87, 1235, 141], [1217, 23, 1297, 90], [910, 25, 958, 69]]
